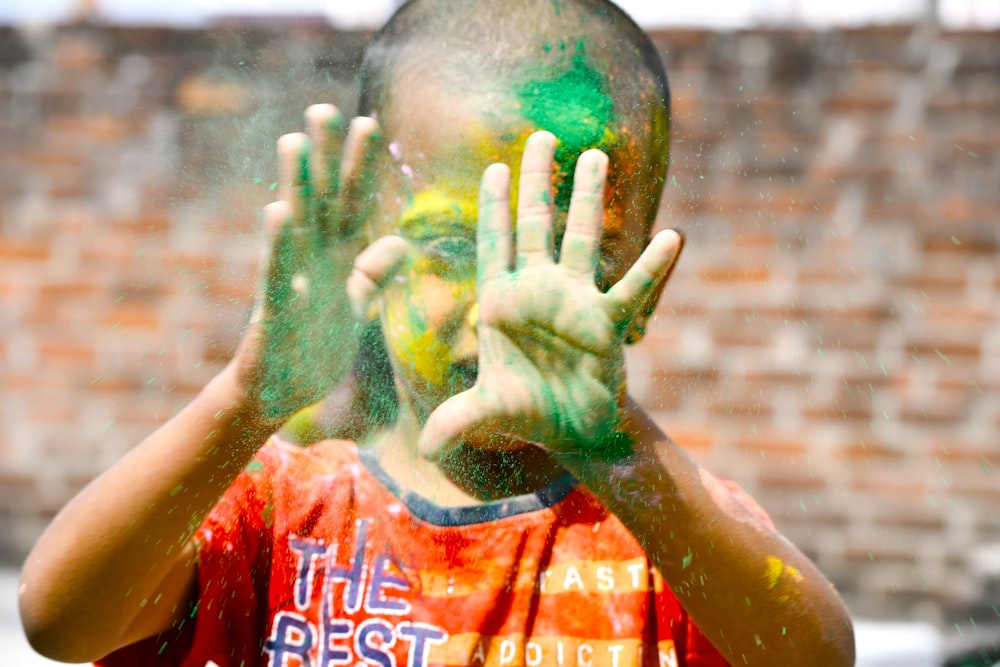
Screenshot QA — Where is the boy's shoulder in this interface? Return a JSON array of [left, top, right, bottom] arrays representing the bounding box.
[[222, 436, 381, 533], [245, 435, 365, 489]]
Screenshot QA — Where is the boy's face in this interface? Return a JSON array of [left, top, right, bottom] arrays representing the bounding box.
[[371, 75, 664, 418]]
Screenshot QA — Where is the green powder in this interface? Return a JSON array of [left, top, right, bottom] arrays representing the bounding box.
[[515, 54, 616, 210]]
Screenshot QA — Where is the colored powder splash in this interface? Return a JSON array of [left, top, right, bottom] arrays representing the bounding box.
[[515, 52, 617, 211], [401, 190, 477, 234], [382, 263, 465, 391], [281, 322, 400, 444], [764, 555, 803, 596]]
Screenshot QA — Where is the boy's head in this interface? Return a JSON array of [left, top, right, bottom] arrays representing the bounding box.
[[356, 0, 671, 417]]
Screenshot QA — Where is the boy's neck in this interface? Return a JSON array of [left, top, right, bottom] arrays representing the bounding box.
[[370, 402, 567, 507]]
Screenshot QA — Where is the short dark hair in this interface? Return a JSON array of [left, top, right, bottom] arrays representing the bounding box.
[[360, 0, 669, 114], [358, 0, 671, 218]]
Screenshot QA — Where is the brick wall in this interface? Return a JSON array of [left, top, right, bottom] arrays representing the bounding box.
[[1, 22, 997, 624]]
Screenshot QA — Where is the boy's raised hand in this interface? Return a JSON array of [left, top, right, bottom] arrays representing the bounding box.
[[418, 131, 682, 459], [234, 105, 407, 420]]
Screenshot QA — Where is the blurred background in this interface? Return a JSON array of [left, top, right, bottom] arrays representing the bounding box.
[[0, 0, 997, 664]]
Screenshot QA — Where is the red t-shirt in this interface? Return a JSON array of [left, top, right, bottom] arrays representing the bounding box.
[[99, 437, 768, 667]]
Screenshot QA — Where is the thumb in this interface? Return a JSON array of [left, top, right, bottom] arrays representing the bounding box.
[[347, 235, 409, 319], [607, 229, 684, 344], [418, 387, 500, 461]]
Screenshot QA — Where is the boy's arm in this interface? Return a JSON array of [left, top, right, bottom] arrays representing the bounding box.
[[19, 368, 275, 662], [19, 106, 406, 663], [420, 132, 854, 666], [555, 398, 855, 665]]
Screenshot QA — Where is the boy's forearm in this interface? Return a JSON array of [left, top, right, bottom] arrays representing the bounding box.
[[552, 398, 855, 666], [19, 365, 280, 662]]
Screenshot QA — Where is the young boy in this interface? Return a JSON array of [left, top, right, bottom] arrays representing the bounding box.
[[19, 1, 855, 665]]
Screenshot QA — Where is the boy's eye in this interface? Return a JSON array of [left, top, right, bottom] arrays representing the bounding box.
[[422, 235, 477, 277]]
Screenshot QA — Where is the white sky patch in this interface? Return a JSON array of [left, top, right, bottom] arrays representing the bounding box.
[[939, 0, 1000, 28]]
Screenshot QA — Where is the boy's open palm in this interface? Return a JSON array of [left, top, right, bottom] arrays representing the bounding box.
[[419, 132, 682, 459], [235, 105, 407, 420]]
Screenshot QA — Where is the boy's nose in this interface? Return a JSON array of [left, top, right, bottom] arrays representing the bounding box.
[[450, 302, 479, 360]]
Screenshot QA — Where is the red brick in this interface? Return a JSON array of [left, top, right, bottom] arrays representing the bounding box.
[[100, 304, 161, 330], [698, 267, 771, 284], [664, 426, 715, 454], [2, 373, 70, 392], [37, 341, 96, 363], [0, 471, 36, 503], [45, 115, 129, 144], [740, 370, 813, 389], [86, 375, 146, 393], [839, 439, 906, 466], [51, 34, 106, 72], [936, 372, 999, 394], [934, 467, 1000, 502], [24, 402, 80, 422], [15, 147, 90, 170], [735, 431, 809, 460], [113, 211, 173, 234], [200, 280, 254, 303], [38, 281, 101, 301], [930, 198, 1000, 226], [803, 395, 873, 422], [649, 368, 720, 404], [930, 441, 996, 467], [175, 74, 251, 116], [756, 467, 827, 491], [898, 270, 968, 292], [822, 93, 897, 113], [0, 239, 50, 261], [907, 339, 981, 366], [712, 324, 772, 348], [928, 92, 1000, 114], [871, 503, 946, 531], [706, 387, 774, 418]]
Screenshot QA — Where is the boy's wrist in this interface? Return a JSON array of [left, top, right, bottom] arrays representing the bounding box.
[[549, 397, 652, 470], [205, 365, 287, 442]]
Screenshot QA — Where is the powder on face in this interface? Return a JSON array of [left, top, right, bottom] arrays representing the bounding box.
[[515, 51, 617, 211]]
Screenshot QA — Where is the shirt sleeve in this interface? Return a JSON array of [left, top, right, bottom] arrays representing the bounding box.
[[94, 451, 276, 667], [680, 615, 732, 667]]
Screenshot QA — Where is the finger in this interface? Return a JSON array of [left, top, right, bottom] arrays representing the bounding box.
[[305, 103, 344, 198], [251, 201, 292, 320], [347, 235, 410, 319], [260, 200, 291, 273], [623, 230, 685, 344], [262, 201, 300, 315], [276, 132, 311, 221], [605, 229, 683, 330], [559, 149, 607, 277], [417, 388, 500, 460], [515, 131, 556, 268], [477, 163, 513, 285], [339, 116, 382, 238]]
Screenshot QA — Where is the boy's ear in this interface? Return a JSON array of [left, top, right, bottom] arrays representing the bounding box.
[[623, 230, 684, 346]]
